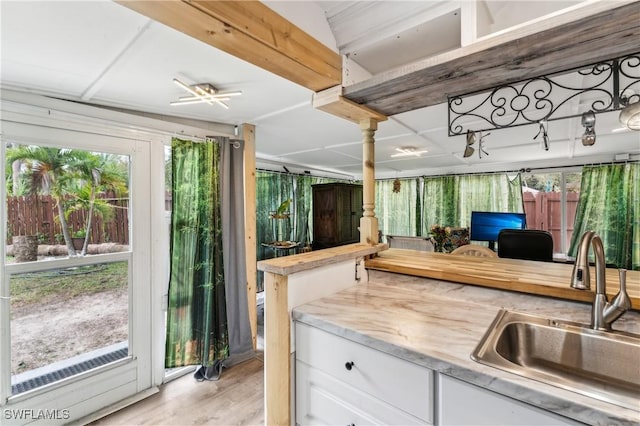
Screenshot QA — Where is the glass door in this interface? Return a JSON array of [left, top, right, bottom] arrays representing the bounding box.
[[1, 121, 152, 423]]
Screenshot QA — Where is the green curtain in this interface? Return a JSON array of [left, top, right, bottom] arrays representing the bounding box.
[[255, 171, 339, 255], [255, 171, 338, 290], [376, 178, 420, 237], [165, 138, 228, 368], [422, 173, 524, 235], [568, 163, 639, 270], [256, 171, 294, 260]]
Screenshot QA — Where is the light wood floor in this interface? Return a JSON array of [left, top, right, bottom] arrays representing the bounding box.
[[92, 354, 264, 426]]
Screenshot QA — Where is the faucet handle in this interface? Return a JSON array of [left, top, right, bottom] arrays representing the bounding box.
[[603, 269, 632, 326], [618, 269, 628, 293], [615, 269, 632, 309]]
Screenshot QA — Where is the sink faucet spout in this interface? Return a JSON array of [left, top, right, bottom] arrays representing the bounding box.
[[570, 230, 631, 331]]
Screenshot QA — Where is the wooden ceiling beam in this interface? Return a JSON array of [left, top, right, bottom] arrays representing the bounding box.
[[343, 1, 640, 116], [116, 0, 342, 92], [313, 86, 387, 125]]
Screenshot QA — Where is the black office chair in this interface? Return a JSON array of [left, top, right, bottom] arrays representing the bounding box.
[[497, 229, 554, 262]]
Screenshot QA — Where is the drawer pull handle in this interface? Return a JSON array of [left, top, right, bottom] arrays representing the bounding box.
[[345, 361, 355, 371]]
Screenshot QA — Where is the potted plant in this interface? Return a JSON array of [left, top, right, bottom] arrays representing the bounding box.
[[429, 224, 470, 253], [72, 229, 87, 251]]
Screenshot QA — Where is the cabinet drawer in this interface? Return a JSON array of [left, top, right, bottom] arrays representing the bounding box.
[[296, 322, 433, 423], [297, 361, 427, 425], [438, 375, 583, 426]]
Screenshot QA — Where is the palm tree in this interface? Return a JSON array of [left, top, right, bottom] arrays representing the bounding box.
[[65, 153, 128, 255], [6, 145, 84, 255]]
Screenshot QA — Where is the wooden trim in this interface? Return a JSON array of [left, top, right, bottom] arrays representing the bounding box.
[[313, 85, 387, 124], [242, 123, 257, 350], [264, 272, 290, 426], [116, 0, 341, 92], [257, 243, 386, 275], [343, 1, 640, 116]]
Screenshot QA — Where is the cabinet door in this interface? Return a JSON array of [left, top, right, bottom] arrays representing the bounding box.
[[335, 185, 362, 245], [312, 187, 336, 249], [438, 375, 582, 425], [336, 186, 352, 243], [348, 185, 363, 243], [296, 322, 433, 423], [297, 361, 426, 426]]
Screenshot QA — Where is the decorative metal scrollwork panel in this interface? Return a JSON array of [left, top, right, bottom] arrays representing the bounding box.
[[448, 53, 640, 136]]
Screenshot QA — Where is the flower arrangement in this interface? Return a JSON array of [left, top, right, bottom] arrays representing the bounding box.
[[429, 224, 470, 253]]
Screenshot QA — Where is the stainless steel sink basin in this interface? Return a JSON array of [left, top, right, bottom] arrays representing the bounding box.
[[472, 309, 640, 411]]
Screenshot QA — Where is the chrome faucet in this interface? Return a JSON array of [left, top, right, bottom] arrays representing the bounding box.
[[570, 230, 632, 330]]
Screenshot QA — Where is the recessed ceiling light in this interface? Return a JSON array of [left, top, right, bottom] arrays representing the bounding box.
[[391, 147, 428, 158]]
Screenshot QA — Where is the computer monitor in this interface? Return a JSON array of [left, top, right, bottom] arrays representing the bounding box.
[[470, 211, 527, 251]]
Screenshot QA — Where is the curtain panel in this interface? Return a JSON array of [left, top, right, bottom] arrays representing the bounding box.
[[375, 178, 420, 237], [256, 172, 294, 261], [165, 138, 228, 369], [569, 163, 639, 270], [422, 173, 524, 235], [220, 138, 252, 358], [255, 171, 338, 290]]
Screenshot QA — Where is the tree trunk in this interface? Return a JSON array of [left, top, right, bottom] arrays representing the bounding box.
[[81, 187, 97, 256], [55, 197, 76, 256], [12, 160, 22, 195], [13, 235, 38, 262]]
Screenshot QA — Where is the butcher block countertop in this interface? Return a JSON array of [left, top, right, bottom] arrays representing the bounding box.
[[365, 248, 640, 310]]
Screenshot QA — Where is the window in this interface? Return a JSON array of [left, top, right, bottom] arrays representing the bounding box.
[[521, 170, 581, 257], [1, 118, 152, 422]]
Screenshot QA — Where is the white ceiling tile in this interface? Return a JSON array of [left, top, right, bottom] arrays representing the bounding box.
[[1, 0, 636, 180]]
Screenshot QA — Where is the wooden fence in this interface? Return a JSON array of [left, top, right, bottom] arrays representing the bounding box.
[[523, 191, 579, 253], [7, 193, 129, 245]]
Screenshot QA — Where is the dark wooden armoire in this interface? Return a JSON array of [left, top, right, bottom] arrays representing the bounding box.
[[312, 183, 363, 250]]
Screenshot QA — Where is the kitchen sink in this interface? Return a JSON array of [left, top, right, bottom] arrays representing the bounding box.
[[472, 309, 640, 411]]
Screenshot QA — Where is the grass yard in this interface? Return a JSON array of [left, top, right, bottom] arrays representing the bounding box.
[[10, 262, 128, 309]]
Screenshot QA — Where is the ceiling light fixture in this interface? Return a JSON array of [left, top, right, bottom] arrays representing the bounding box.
[[171, 78, 242, 109], [619, 101, 640, 131], [463, 130, 490, 159], [478, 132, 490, 158], [391, 147, 428, 158], [534, 120, 550, 151], [581, 110, 597, 146], [463, 130, 475, 158]]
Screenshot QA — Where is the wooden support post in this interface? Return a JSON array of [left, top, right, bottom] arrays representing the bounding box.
[[259, 244, 387, 425], [264, 272, 290, 426], [360, 118, 379, 245], [242, 123, 258, 350]]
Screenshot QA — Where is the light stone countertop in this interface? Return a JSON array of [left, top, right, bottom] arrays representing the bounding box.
[[292, 270, 640, 426]]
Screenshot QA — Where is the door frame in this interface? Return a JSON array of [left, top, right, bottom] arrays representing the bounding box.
[[0, 106, 153, 424]]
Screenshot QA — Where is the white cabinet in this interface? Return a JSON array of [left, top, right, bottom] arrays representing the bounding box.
[[295, 322, 434, 425], [296, 323, 583, 426], [438, 375, 582, 426]]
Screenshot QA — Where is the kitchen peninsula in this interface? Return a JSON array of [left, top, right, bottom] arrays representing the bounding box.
[[258, 245, 640, 425]]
